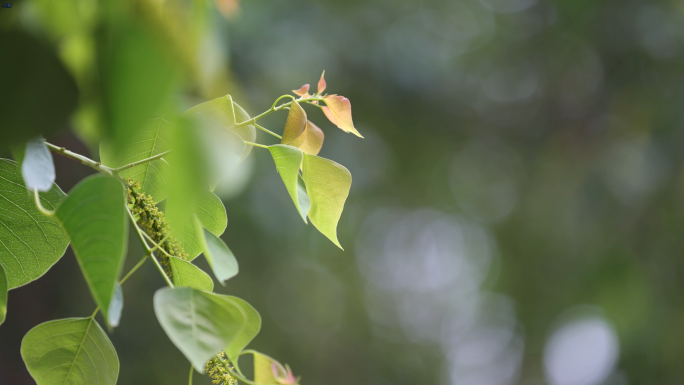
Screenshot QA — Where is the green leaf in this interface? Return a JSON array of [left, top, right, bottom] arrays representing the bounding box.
[[302, 154, 352, 249], [185, 95, 256, 162], [254, 352, 278, 384], [280, 100, 307, 147], [213, 296, 261, 363], [0, 263, 7, 326], [268, 145, 310, 223], [56, 175, 128, 322], [195, 190, 227, 237], [169, 256, 214, 292], [0, 159, 69, 289], [182, 221, 202, 261], [100, 117, 172, 201], [21, 137, 56, 192], [198, 224, 238, 284], [21, 317, 119, 385], [153, 287, 248, 372], [108, 283, 123, 328]]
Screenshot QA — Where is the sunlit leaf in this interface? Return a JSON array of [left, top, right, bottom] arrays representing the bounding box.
[[317, 71, 326, 94], [154, 287, 247, 372], [21, 317, 119, 385], [322, 95, 363, 138], [292, 84, 310, 97], [254, 352, 278, 384], [299, 121, 325, 156], [100, 117, 172, 202], [302, 154, 352, 249], [169, 256, 214, 292], [108, 283, 123, 328], [56, 175, 128, 322], [185, 95, 256, 162], [213, 295, 260, 362], [21, 137, 55, 192], [198, 224, 238, 284], [280, 101, 307, 148], [195, 190, 228, 237], [268, 145, 310, 223], [0, 264, 7, 326], [0, 159, 69, 289]]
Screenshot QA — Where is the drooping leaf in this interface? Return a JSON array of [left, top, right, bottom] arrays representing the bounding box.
[[182, 221, 202, 261], [21, 137, 56, 192], [198, 224, 238, 284], [108, 283, 123, 328], [302, 154, 352, 249], [297, 175, 312, 222], [281, 101, 307, 148], [153, 287, 248, 372], [169, 256, 214, 292], [317, 71, 327, 94], [292, 84, 310, 97], [195, 190, 228, 237], [100, 117, 172, 201], [268, 145, 309, 223], [254, 352, 279, 384], [0, 263, 7, 326], [56, 175, 128, 322], [0, 30, 78, 150], [21, 317, 119, 385], [0, 159, 69, 289], [299, 121, 325, 156], [213, 295, 261, 362], [322, 95, 363, 138], [185, 95, 256, 162]]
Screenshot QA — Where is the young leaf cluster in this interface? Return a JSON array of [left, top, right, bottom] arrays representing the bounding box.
[[0, 72, 361, 384]]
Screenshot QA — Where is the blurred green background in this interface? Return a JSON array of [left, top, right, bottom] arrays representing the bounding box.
[[3, 0, 684, 384]]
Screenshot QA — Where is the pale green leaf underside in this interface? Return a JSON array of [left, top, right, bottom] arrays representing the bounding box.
[[199, 225, 238, 285], [184, 95, 256, 162], [0, 263, 7, 326], [195, 190, 227, 237], [21, 317, 119, 385], [154, 287, 247, 372], [182, 220, 202, 261], [302, 154, 352, 249], [56, 175, 128, 322], [214, 295, 261, 363], [169, 256, 214, 292], [22, 136, 56, 192], [108, 283, 123, 328], [100, 117, 172, 202], [0, 159, 69, 288], [268, 145, 310, 223], [253, 351, 279, 384]]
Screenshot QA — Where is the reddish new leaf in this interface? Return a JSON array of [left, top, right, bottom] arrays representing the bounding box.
[[299, 120, 324, 156], [317, 71, 327, 94], [323, 95, 363, 138], [292, 84, 310, 97]]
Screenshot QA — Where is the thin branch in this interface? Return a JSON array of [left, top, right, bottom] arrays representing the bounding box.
[[254, 123, 282, 139], [243, 141, 269, 149], [34, 189, 55, 216], [45, 142, 113, 175], [112, 151, 171, 173]]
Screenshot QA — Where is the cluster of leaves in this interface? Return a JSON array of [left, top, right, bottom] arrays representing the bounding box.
[[0, 73, 361, 384]]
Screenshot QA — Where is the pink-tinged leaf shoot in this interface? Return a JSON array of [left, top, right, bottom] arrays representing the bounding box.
[[323, 95, 363, 138], [299, 120, 325, 156], [280, 100, 307, 147], [292, 84, 310, 97], [317, 71, 327, 94]]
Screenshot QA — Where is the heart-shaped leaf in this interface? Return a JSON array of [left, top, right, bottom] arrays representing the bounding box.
[[299, 120, 325, 156], [0, 159, 69, 289], [21, 137, 56, 192], [198, 224, 238, 285], [185, 95, 256, 162], [181, 189, 228, 260], [169, 256, 214, 292], [21, 317, 119, 385], [281, 100, 307, 148], [212, 295, 261, 362], [322, 95, 363, 138], [100, 117, 172, 201], [302, 154, 352, 249], [268, 145, 310, 223], [56, 175, 128, 322], [154, 287, 247, 372], [0, 263, 7, 326]]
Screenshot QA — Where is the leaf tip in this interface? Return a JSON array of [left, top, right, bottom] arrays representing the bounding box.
[[292, 84, 310, 97], [317, 71, 327, 94]]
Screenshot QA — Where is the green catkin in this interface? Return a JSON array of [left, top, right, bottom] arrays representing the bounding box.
[[126, 180, 189, 278], [205, 351, 237, 385]]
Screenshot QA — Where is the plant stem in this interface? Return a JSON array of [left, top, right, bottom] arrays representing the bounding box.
[[112, 151, 172, 173], [234, 95, 325, 128], [188, 365, 194, 385], [243, 141, 269, 149], [34, 189, 55, 216], [45, 142, 114, 175], [119, 255, 148, 285], [126, 207, 175, 288], [255, 123, 282, 139]]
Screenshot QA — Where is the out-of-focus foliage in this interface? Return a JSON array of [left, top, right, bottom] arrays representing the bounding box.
[[3, 0, 684, 384]]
